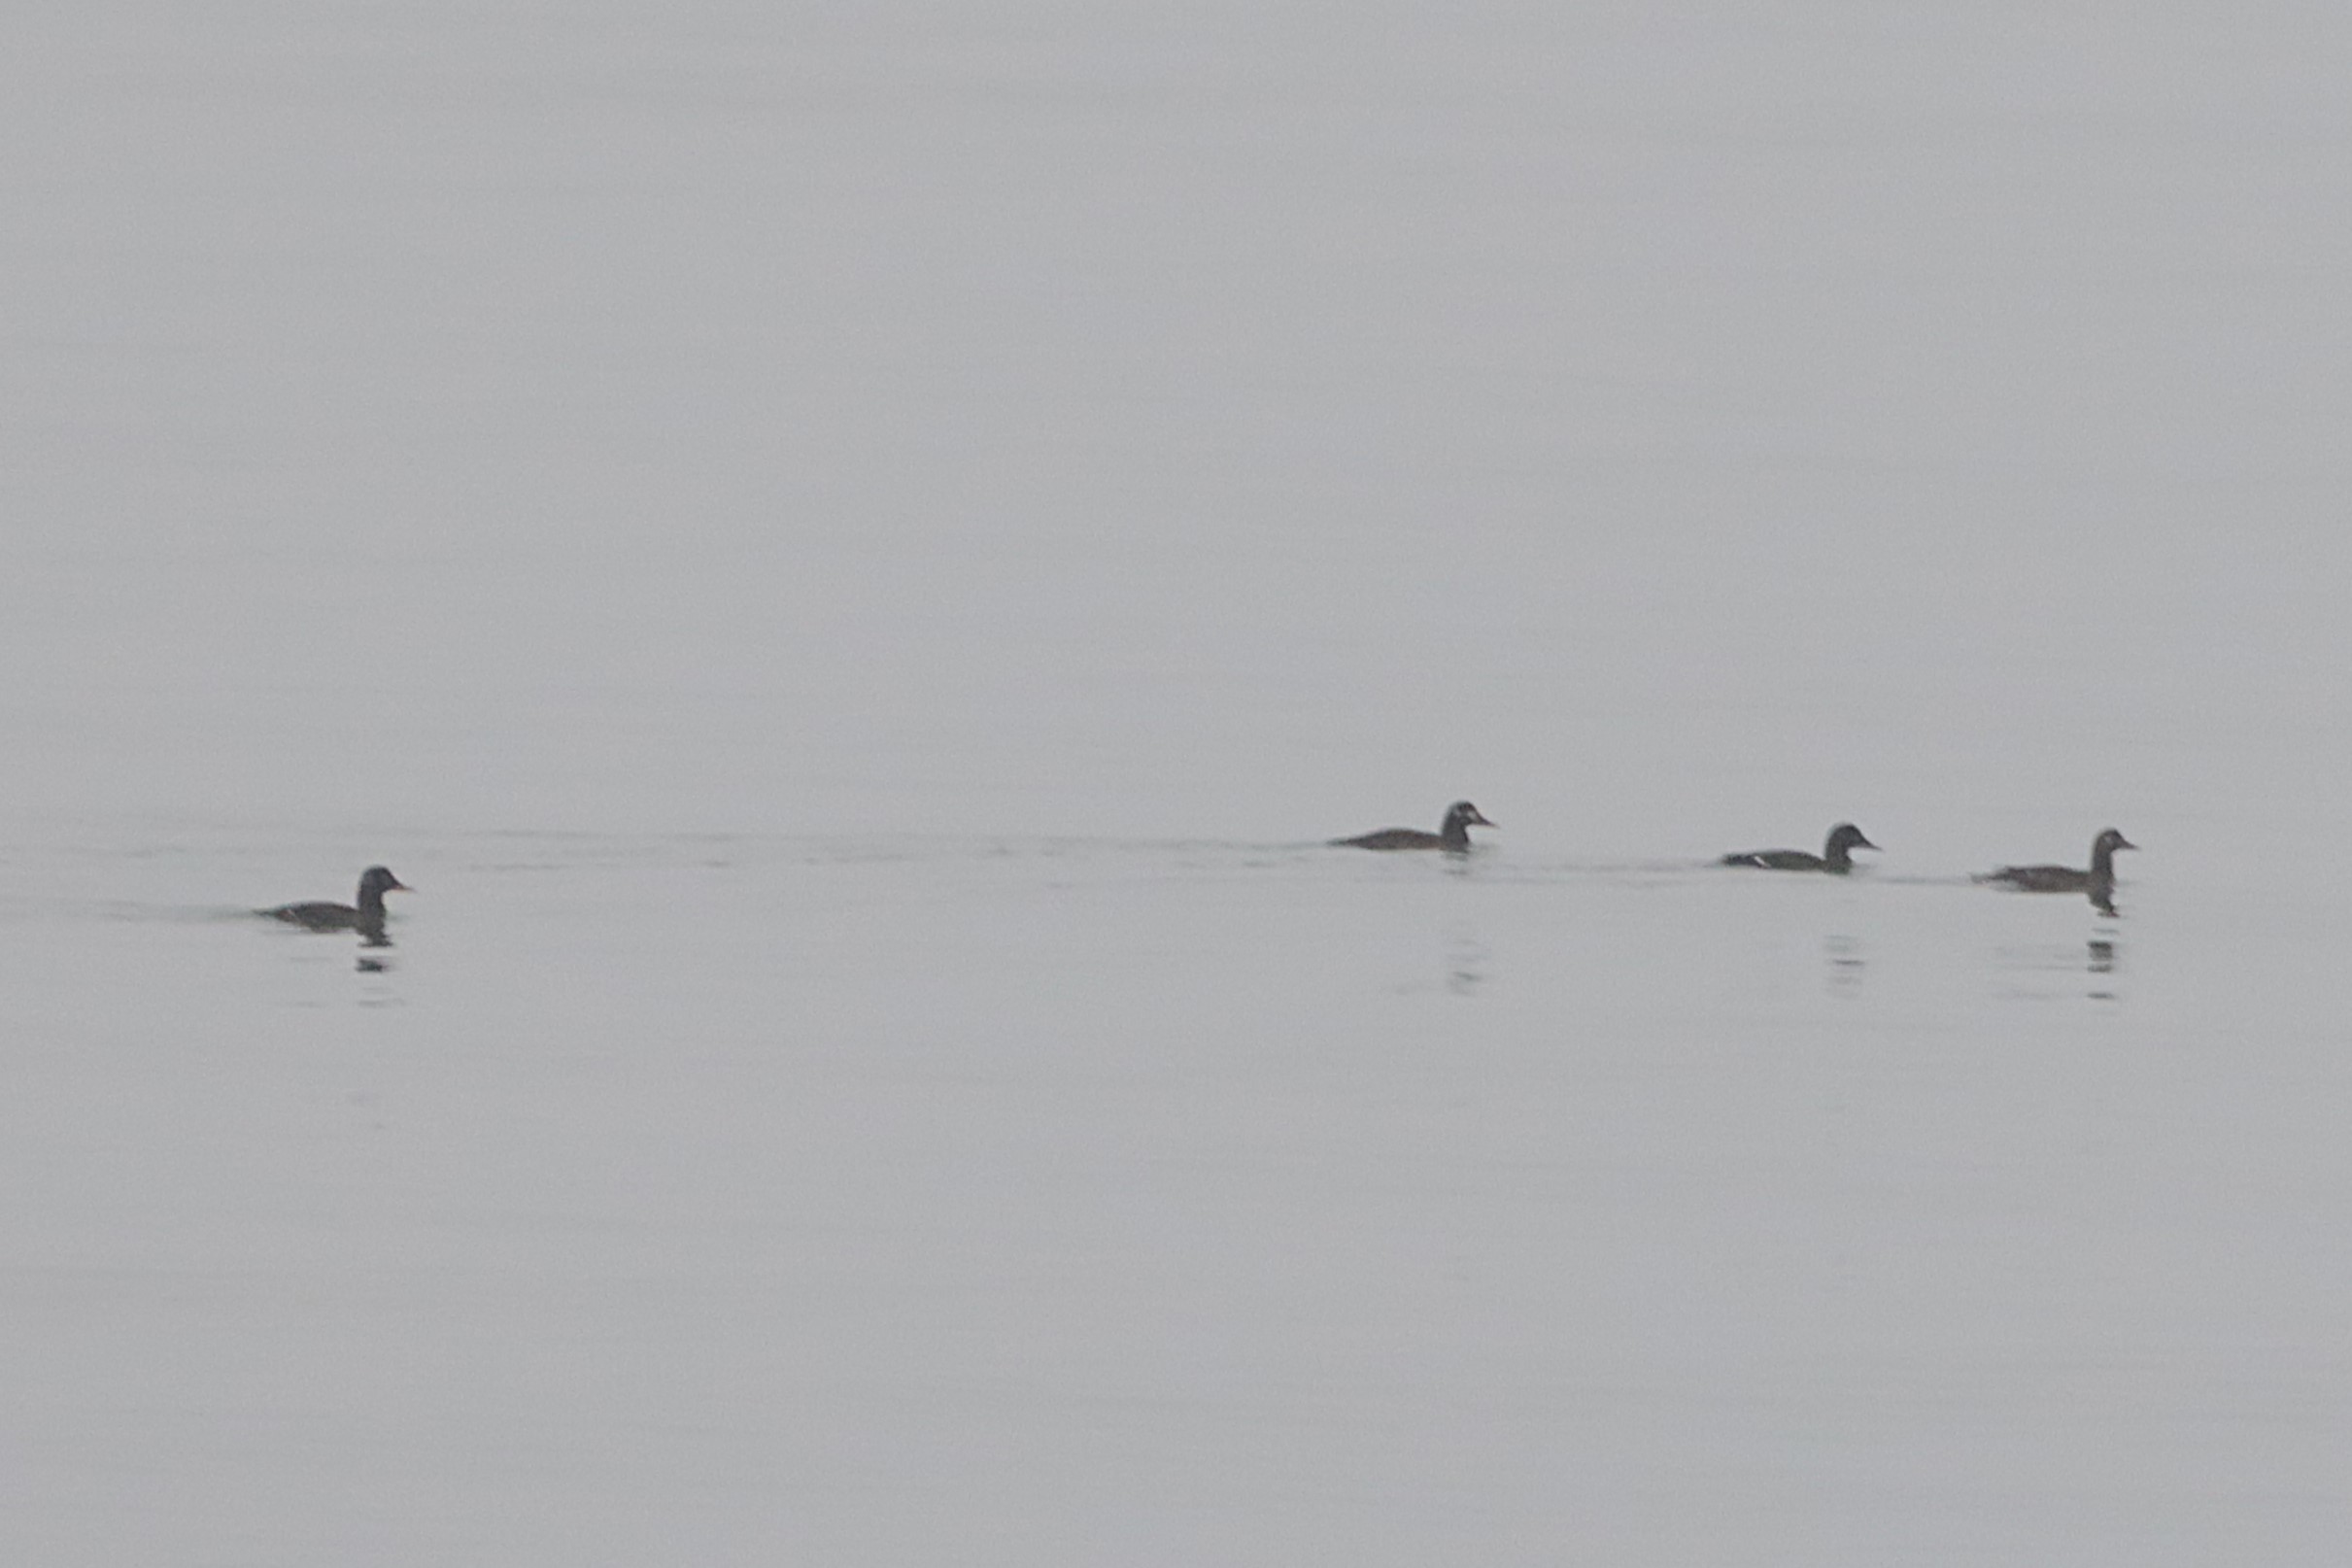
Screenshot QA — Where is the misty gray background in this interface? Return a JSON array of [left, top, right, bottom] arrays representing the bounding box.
[[3, 3, 2347, 1562]]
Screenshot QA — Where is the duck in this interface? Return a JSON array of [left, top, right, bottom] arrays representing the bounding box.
[[261, 866, 411, 933], [1976, 830, 2135, 910], [1332, 801, 1496, 852], [1720, 821, 1879, 873]]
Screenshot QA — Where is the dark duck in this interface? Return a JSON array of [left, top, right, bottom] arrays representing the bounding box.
[[1332, 801, 1496, 852], [1976, 830, 2135, 912], [1720, 821, 1879, 873], [262, 866, 411, 934]]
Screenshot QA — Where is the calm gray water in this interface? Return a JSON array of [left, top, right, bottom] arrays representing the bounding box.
[[4, 4, 2348, 1562]]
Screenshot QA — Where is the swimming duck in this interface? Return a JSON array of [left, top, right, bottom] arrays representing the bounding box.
[[1720, 822, 1879, 873], [1976, 830, 2135, 908], [1332, 801, 1496, 852], [261, 866, 411, 933]]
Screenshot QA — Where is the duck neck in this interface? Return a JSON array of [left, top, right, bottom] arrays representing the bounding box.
[[2089, 840, 2117, 882], [1439, 815, 1472, 851]]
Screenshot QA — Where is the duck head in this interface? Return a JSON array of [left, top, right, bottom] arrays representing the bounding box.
[[358, 866, 412, 901], [1824, 822, 1879, 857]]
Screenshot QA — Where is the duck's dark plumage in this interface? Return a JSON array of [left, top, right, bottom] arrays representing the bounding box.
[[1720, 822, 1878, 873], [262, 866, 410, 933], [1333, 801, 1496, 852], [1976, 830, 2135, 905]]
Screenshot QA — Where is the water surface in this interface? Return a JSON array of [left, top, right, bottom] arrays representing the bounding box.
[[4, 2, 2349, 1561]]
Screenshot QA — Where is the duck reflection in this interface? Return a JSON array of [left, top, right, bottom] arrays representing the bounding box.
[[1824, 934, 1865, 998], [2086, 935, 2118, 1001], [1991, 929, 2122, 1003], [357, 925, 394, 972], [1446, 927, 1489, 996]]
